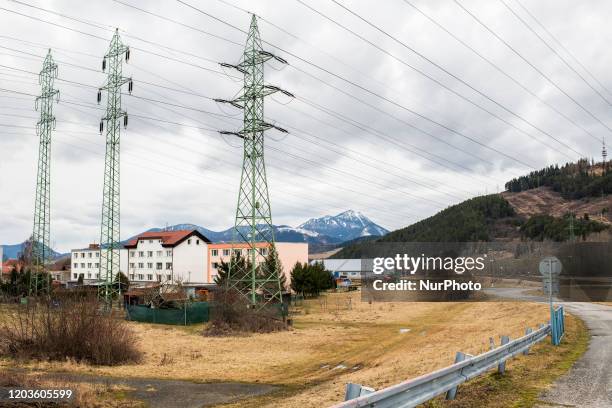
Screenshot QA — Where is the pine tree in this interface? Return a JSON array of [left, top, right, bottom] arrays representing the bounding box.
[[260, 245, 286, 291]]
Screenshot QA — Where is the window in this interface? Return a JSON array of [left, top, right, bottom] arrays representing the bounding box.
[[81, 253, 85, 258], [166, 274, 172, 281], [81, 263, 85, 268], [87, 263, 91, 268], [149, 240, 153, 244], [138, 251, 144, 257], [147, 251, 153, 257], [130, 251, 135, 257], [223, 249, 230, 256], [147, 274, 153, 281], [261, 248, 268, 256], [73, 253, 78, 259], [130, 274, 134, 280], [157, 251, 163, 257], [166, 250, 171, 257], [233, 249, 241, 256], [187, 239, 191, 245], [95, 273, 99, 279], [147, 262, 153, 269], [73, 273, 78, 279], [96, 252, 99, 258], [212, 262, 219, 269], [129, 263, 135, 268], [166, 262, 172, 270], [211, 249, 218, 256], [88, 252, 92, 258], [73, 263, 78, 268], [196, 239, 200, 245], [156, 263, 162, 270], [157, 275, 162, 282], [138, 274, 144, 280], [87, 273, 91, 278], [138, 262, 144, 268], [95, 263, 99, 268]]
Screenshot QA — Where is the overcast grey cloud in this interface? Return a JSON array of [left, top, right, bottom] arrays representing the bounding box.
[[1, 0, 611, 251]]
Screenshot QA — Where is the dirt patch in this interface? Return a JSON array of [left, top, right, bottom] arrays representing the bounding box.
[[8, 370, 278, 408], [502, 187, 612, 227]]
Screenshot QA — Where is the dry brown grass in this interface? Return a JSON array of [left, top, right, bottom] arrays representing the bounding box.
[[0, 293, 556, 407], [0, 369, 142, 407]]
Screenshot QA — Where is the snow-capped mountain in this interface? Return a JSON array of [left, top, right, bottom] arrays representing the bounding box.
[[2, 211, 388, 258], [118, 211, 388, 254], [298, 210, 389, 242]]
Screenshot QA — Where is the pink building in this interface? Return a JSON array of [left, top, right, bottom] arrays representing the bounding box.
[[207, 242, 308, 284]]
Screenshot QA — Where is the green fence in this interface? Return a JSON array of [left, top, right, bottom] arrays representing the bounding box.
[[126, 302, 210, 325]]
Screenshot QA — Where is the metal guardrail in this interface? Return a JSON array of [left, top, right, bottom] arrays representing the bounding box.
[[333, 322, 556, 408]]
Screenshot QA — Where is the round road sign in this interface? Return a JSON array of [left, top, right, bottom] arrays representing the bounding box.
[[539, 256, 562, 276]]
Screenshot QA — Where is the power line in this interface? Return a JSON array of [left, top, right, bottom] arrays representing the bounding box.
[[0, 3, 237, 79], [512, 0, 612, 99], [401, 0, 599, 146], [2, 9, 506, 194], [177, 0, 538, 169], [0, 7, 510, 214], [53, 93, 456, 209], [498, 0, 612, 106], [453, 0, 611, 139], [313, 0, 582, 158]]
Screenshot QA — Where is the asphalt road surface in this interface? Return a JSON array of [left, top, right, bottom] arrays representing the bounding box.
[[486, 287, 612, 408]]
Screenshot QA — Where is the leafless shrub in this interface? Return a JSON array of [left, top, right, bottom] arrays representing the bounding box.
[[158, 353, 174, 366], [0, 294, 141, 366], [204, 289, 287, 336]]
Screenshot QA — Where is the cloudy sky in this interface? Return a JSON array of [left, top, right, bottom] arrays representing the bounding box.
[[1, 0, 611, 251]]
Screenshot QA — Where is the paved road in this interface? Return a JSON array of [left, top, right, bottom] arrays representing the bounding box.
[[486, 288, 612, 408]]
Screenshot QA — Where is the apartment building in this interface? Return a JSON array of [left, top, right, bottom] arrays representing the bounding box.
[[124, 230, 211, 285], [71, 229, 308, 287], [207, 242, 308, 283], [71, 244, 128, 282]]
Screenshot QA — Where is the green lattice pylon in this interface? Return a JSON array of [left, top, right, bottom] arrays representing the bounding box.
[[30, 49, 59, 296], [98, 29, 132, 308], [218, 15, 293, 308]]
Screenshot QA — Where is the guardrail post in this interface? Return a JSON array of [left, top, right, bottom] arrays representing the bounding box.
[[560, 306, 565, 339], [344, 383, 362, 401], [498, 336, 510, 374], [523, 328, 533, 355], [344, 383, 375, 401], [445, 351, 466, 400]]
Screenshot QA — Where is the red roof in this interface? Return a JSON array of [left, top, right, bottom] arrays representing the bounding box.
[[124, 229, 210, 248]]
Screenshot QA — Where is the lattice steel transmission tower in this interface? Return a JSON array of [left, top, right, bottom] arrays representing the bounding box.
[[30, 49, 59, 296], [216, 15, 293, 308], [97, 29, 132, 307]]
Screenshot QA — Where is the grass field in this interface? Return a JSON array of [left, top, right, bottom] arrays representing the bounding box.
[[0, 293, 586, 407]]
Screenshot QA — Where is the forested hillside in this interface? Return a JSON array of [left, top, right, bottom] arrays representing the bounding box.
[[505, 159, 612, 199], [333, 195, 517, 258], [519, 214, 607, 241]]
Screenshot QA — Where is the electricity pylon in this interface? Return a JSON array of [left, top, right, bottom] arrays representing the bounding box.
[[97, 29, 132, 308], [217, 15, 293, 308], [30, 49, 59, 296]]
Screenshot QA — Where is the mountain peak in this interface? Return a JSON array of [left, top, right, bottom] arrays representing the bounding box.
[[298, 211, 388, 241]]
